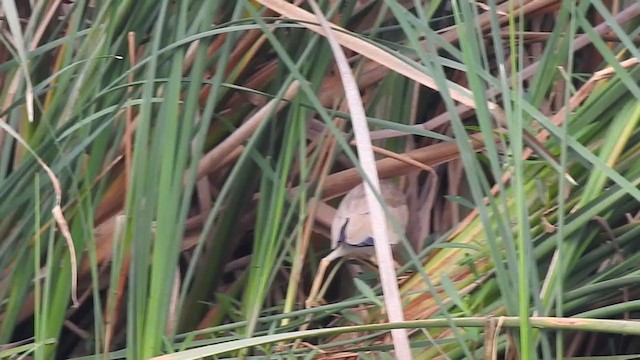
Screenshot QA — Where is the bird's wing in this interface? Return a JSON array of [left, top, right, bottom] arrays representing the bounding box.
[[331, 181, 409, 247], [340, 211, 375, 247], [384, 200, 409, 245]]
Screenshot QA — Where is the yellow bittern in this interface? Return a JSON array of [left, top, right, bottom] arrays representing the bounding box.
[[306, 180, 408, 308]]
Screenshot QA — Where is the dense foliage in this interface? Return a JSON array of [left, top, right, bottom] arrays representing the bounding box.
[[0, 0, 639, 358]]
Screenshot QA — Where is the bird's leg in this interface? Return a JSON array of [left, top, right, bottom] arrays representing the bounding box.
[[307, 257, 347, 308], [306, 257, 331, 308], [306, 247, 347, 308], [317, 258, 345, 302]]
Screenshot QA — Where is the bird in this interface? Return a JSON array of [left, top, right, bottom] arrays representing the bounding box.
[[306, 179, 409, 308]]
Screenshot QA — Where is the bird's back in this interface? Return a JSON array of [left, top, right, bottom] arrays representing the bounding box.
[[331, 180, 408, 251]]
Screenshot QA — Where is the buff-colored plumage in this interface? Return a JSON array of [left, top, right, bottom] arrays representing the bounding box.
[[306, 180, 408, 307], [330, 180, 408, 254]]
